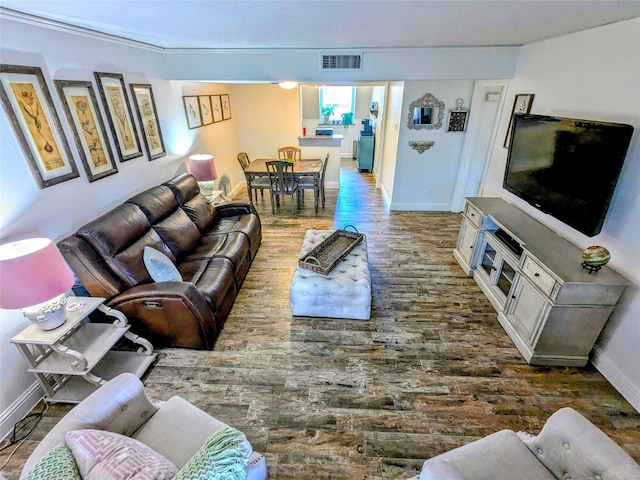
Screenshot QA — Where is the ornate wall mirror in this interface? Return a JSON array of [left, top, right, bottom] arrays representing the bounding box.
[[407, 92, 445, 130]]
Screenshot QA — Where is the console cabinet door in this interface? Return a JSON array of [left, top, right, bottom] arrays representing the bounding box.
[[506, 275, 551, 346], [474, 236, 518, 311], [455, 217, 479, 274]]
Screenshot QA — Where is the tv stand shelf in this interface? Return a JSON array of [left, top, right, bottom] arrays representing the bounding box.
[[453, 197, 628, 367]]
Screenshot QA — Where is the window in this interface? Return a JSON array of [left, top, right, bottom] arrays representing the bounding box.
[[319, 86, 355, 124]]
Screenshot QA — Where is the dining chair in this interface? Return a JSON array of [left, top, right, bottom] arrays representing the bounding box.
[[237, 152, 269, 202], [296, 152, 329, 209], [266, 160, 299, 214], [277, 146, 301, 161]]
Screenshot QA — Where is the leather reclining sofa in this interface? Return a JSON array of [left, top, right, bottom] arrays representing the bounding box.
[[58, 173, 261, 350]]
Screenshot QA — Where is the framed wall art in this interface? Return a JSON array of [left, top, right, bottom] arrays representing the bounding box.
[[0, 64, 79, 188], [199, 95, 213, 126], [130, 83, 167, 160], [504, 93, 535, 148], [94, 71, 143, 161], [221, 94, 231, 120], [446, 98, 469, 132], [183, 96, 201, 129], [55, 80, 118, 182], [211, 94, 223, 123]]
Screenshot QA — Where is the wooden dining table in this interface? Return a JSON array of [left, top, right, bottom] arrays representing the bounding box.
[[244, 158, 324, 213]]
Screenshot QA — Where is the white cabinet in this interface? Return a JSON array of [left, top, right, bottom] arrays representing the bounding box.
[[453, 197, 628, 367]]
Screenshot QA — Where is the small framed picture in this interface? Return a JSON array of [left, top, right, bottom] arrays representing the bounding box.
[[130, 83, 167, 160], [446, 98, 469, 132], [221, 94, 231, 120], [183, 96, 201, 129], [94, 72, 143, 161], [504, 93, 535, 148], [0, 64, 79, 188], [199, 95, 213, 125], [211, 94, 223, 123], [55, 79, 118, 182]]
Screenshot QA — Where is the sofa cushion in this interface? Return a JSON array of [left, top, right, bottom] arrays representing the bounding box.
[[207, 214, 261, 259], [153, 209, 201, 259], [23, 443, 81, 480], [77, 204, 174, 287], [126, 185, 177, 225], [143, 247, 182, 282], [182, 195, 218, 232], [420, 430, 556, 480], [66, 429, 177, 480], [132, 396, 251, 469], [186, 232, 251, 283], [163, 172, 200, 204]]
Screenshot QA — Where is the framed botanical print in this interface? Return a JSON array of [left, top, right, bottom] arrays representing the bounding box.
[[504, 93, 535, 148], [55, 80, 118, 182], [211, 94, 223, 123], [183, 96, 201, 129], [130, 83, 167, 160], [94, 71, 143, 161], [221, 94, 231, 120], [0, 64, 79, 188], [199, 95, 213, 126]]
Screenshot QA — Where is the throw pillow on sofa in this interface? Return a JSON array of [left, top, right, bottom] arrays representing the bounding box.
[[65, 429, 178, 480], [143, 246, 182, 283], [23, 443, 81, 480]]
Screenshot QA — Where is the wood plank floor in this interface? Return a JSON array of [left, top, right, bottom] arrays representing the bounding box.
[[2, 158, 639, 479]]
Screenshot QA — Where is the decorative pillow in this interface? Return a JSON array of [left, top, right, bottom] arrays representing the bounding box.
[[23, 443, 81, 480], [143, 246, 182, 282], [65, 429, 178, 480], [173, 426, 250, 480]]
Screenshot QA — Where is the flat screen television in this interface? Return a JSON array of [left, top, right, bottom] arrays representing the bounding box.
[[503, 114, 633, 237]]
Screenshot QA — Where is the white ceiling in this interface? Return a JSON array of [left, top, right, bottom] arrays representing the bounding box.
[[2, 0, 640, 50]]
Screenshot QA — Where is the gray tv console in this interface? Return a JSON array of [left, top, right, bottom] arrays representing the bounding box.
[[453, 197, 628, 367]]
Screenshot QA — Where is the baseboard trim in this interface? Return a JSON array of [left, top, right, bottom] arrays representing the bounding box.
[[591, 346, 640, 412], [389, 202, 451, 211], [0, 381, 43, 442]]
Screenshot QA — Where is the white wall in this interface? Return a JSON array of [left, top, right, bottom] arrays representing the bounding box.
[[379, 82, 404, 206], [391, 80, 475, 210], [161, 47, 519, 83], [481, 18, 640, 411]]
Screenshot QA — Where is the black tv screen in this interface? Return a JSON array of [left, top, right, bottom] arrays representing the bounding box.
[[504, 114, 633, 237]]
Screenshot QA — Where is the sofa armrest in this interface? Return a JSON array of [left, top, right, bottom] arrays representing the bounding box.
[[109, 282, 218, 350], [215, 202, 258, 217], [20, 373, 157, 479], [419, 430, 555, 480], [518, 407, 640, 480]]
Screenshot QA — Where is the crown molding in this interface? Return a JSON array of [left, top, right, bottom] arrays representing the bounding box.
[[0, 7, 164, 52]]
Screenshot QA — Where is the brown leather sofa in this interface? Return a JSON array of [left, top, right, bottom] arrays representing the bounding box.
[[58, 173, 261, 350]]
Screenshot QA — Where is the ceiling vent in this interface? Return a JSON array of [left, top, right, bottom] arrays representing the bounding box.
[[321, 54, 362, 70]]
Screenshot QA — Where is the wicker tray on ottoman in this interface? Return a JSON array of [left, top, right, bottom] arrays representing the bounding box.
[[298, 228, 364, 275], [291, 229, 371, 320]]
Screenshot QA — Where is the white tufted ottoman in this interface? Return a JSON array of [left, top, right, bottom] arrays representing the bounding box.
[[290, 230, 371, 320]]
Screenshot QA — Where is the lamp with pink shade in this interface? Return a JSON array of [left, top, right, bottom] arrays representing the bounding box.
[[0, 238, 75, 330], [189, 153, 218, 199]]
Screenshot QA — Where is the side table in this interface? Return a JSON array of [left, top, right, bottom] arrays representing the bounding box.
[[11, 297, 157, 403], [204, 190, 230, 205]]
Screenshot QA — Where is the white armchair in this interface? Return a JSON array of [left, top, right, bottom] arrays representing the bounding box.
[[20, 373, 267, 480], [410, 407, 639, 480]]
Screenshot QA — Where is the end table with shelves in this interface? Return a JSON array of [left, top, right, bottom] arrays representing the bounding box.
[[11, 297, 157, 403]]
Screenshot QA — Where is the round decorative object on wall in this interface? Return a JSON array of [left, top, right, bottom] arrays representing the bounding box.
[[581, 245, 611, 274]]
